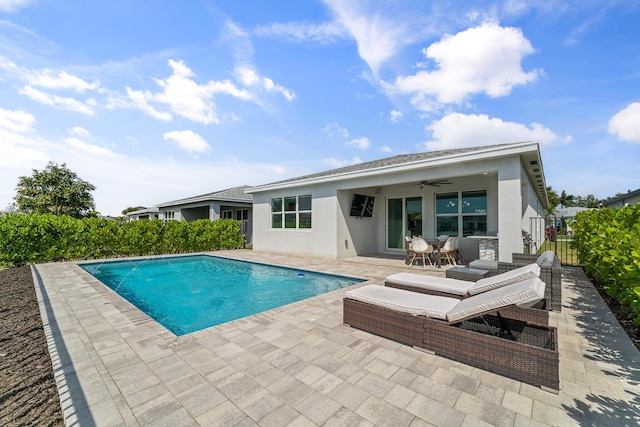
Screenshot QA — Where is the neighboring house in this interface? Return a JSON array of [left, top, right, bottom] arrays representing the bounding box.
[[126, 185, 253, 243], [126, 207, 159, 221], [552, 207, 593, 234], [245, 142, 549, 262], [603, 188, 640, 208]]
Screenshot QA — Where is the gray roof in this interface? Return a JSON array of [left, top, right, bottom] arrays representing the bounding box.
[[247, 142, 534, 190], [156, 185, 253, 208], [127, 207, 159, 216], [604, 188, 640, 206]]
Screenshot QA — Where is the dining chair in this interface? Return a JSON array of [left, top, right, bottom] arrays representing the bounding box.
[[410, 237, 434, 268]]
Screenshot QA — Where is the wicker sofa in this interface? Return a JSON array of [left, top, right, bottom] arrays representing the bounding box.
[[498, 252, 562, 311], [343, 281, 559, 391]]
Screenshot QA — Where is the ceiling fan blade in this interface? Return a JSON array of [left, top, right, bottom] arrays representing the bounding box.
[[420, 179, 452, 187]]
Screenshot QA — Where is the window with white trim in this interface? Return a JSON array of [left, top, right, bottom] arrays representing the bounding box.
[[436, 190, 487, 236], [271, 195, 311, 229]]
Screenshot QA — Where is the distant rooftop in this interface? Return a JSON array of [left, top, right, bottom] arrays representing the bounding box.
[[156, 185, 253, 208], [604, 188, 640, 207]]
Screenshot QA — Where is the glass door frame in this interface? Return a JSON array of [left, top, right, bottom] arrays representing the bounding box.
[[386, 196, 423, 251]]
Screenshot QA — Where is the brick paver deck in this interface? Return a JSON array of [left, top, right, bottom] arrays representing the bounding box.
[[32, 250, 640, 426]]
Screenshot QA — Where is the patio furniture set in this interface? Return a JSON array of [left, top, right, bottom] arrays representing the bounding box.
[[405, 236, 462, 268], [343, 251, 563, 392]]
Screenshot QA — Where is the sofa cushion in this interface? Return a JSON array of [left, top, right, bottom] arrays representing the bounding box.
[[385, 273, 473, 296], [469, 259, 499, 270], [467, 263, 540, 296], [446, 278, 545, 323], [345, 285, 458, 319], [536, 250, 556, 267]]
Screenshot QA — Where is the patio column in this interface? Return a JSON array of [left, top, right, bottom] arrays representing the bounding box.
[[497, 161, 522, 262]]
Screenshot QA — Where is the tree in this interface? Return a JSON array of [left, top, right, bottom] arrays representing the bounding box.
[[558, 190, 575, 209], [545, 186, 560, 216], [122, 206, 145, 215], [14, 162, 96, 218], [575, 194, 602, 208]]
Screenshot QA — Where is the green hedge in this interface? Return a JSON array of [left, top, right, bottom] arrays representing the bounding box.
[[0, 213, 245, 267], [571, 205, 640, 323]]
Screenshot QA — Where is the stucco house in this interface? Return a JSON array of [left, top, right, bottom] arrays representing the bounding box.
[[126, 207, 159, 221], [603, 188, 640, 208], [245, 142, 549, 262], [127, 185, 253, 243]]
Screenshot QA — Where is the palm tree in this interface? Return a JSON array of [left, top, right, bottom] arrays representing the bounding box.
[[546, 187, 560, 213], [558, 190, 575, 209]]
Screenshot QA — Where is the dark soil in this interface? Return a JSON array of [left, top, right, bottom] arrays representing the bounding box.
[[0, 265, 64, 427], [0, 265, 638, 425]]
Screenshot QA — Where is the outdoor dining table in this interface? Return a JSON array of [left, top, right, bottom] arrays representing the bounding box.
[[426, 239, 444, 268]]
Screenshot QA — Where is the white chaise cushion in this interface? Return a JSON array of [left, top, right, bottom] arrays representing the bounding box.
[[467, 263, 540, 296], [469, 259, 498, 270], [345, 285, 458, 320], [446, 278, 546, 323], [535, 250, 556, 267], [385, 272, 473, 297]]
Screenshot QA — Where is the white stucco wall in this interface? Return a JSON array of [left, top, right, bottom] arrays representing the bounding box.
[[497, 158, 525, 261], [249, 146, 547, 261], [251, 184, 340, 258]]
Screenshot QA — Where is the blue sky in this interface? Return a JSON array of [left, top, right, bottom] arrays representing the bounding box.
[[1, 0, 639, 216]]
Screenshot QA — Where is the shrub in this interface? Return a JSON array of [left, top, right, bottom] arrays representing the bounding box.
[[0, 214, 245, 267], [572, 205, 640, 323]]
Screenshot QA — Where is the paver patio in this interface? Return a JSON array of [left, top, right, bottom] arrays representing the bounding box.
[[33, 250, 640, 426]]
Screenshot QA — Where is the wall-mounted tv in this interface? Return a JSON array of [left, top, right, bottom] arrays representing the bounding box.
[[350, 194, 375, 217]]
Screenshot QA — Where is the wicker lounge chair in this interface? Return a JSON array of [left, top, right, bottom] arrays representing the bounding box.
[[498, 251, 562, 311], [343, 279, 559, 391], [385, 263, 547, 325]]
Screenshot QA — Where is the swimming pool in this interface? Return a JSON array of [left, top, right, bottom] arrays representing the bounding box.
[[80, 255, 364, 335]]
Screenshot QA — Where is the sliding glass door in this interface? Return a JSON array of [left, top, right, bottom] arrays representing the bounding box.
[[387, 197, 422, 250], [387, 198, 403, 249]]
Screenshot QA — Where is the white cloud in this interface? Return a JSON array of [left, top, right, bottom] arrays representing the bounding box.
[[323, 122, 350, 138], [151, 59, 224, 124], [323, 157, 362, 168], [234, 66, 295, 101], [25, 69, 99, 93], [0, 108, 35, 132], [322, 0, 416, 74], [608, 102, 640, 143], [126, 59, 294, 124], [387, 21, 541, 109], [389, 109, 403, 123], [64, 137, 117, 157], [0, 126, 50, 169], [163, 130, 211, 155], [423, 112, 563, 150], [20, 85, 95, 115], [69, 126, 90, 138], [254, 21, 346, 44], [125, 87, 173, 121], [378, 145, 393, 154], [0, 0, 33, 13], [346, 136, 370, 150]]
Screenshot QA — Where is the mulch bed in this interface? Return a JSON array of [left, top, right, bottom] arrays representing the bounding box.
[[0, 264, 638, 426], [0, 265, 64, 427]]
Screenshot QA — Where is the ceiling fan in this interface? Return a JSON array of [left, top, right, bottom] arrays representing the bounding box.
[[420, 179, 452, 188]]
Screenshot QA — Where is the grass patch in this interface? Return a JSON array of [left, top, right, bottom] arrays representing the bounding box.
[[538, 238, 579, 265]]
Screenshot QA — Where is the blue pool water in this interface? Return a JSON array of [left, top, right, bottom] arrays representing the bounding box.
[[80, 255, 364, 336]]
